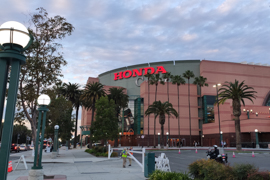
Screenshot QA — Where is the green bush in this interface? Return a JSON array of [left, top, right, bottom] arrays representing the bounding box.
[[247, 171, 270, 180], [232, 163, 257, 180], [189, 159, 232, 180], [149, 170, 191, 180]]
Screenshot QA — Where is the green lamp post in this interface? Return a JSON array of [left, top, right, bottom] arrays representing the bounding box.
[[119, 132, 122, 147], [166, 132, 169, 147], [0, 21, 33, 180], [29, 94, 51, 179], [52, 125, 59, 159]]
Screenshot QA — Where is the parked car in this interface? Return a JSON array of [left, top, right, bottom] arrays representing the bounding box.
[[20, 145, 27, 151], [10, 144, 20, 153], [30, 145, 34, 150]]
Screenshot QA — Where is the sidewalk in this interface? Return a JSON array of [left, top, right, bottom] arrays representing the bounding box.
[[7, 147, 146, 180]]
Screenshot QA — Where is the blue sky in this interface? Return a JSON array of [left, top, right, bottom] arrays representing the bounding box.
[[1, 0, 270, 129]]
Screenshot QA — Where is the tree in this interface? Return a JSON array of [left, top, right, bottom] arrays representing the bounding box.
[[162, 72, 173, 144], [183, 70, 195, 146], [218, 80, 257, 151], [90, 96, 118, 145], [81, 82, 106, 148], [107, 87, 129, 147], [193, 76, 208, 146], [144, 72, 153, 147], [145, 101, 178, 149], [17, 7, 75, 146], [60, 82, 82, 148], [171, 75, 186, 147], [12, 124, 32, 144], [149, 73, 164, 147]]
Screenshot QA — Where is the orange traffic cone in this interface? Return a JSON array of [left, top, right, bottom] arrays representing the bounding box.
[[233, 152, 235, 158], [252, 151, 255, 157], [195, 149, 198, 153], [8, 161, 12, 172], [178, 149, 181, 154]]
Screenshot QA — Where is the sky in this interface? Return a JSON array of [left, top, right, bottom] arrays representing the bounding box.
[[1, 0, 270, 130]]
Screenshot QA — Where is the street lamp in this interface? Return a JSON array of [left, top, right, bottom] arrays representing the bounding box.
[[255, 129, 259, 148], [166, 132, 169, 147], [0, 21, 33, 180], [158, 133, 160, 148], [30, 94, 51, 179], [52, 125, 59, 159], [220, 131, 223, 147], [213, 83, 221, 146], [119, 132, 122, 147]]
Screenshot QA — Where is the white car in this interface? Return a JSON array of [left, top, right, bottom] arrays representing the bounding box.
[[30, 145, 34, 150], [20, 145, 27, 151]]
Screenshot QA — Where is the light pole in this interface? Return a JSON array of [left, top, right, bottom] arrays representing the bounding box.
[[255, 129, 259, 149], [220, 131, 223, 147], [213, 83, 221, 146], [119, 132, 122, 147], [166, 132, 169, 147], [29, 94, 51, 179], [158, 133, 160, 148], [0, 21, 33, 180], [52, 125, 59, 159]]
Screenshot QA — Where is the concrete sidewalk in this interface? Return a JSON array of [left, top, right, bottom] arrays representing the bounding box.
[[7, 147, 146, 180]]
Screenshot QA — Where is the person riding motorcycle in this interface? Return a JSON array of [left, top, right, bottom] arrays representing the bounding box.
[[213, 145, 219, 159], [206, 145, 227, 164]]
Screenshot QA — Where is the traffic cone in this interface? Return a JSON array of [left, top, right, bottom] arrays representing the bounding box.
[[178, 149, 181, 154], [252, 151, 255, 157], [195, 149, 198, 153], [8, 161, 12, 172], [233, 152, 235, 158]]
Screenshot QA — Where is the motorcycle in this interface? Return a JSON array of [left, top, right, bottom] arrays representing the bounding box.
[[206, 149, 228, 164]]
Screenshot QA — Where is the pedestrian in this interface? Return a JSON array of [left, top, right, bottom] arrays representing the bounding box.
[[128, 147, 133, 166], [121, 148, 128, 168]]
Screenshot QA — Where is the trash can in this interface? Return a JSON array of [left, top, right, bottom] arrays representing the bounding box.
[[144, 153, 155, 178]]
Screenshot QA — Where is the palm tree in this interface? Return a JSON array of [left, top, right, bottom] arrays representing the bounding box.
[[81, 82, 106, 148], [171, 75, 186, 147], [193, 76, 208, 146], [145, 101, 178, 149], [149, 73, 164, 147], [218, 80, 257, 151], [61, 82, 82, 148], [144, 72, 153, 147], [162, 72, 172, 144], [108, 87, 129, 147], [183, 70, 195, 146]]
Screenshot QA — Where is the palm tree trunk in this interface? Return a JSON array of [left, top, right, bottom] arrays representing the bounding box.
[[235, 115, 242, 151], [177, 85, 180, 147], [161, 124, 164, 149], [188, 79, 191, 146], [200, 86, 203, 146], [89, 103, 95, 149], [74, 105, 79, 148], [167, 81, 170, 145]]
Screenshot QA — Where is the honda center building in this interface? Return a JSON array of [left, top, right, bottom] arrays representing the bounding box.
[[81, 60, 270, 147]]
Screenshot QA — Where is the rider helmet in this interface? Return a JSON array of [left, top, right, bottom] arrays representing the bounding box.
[[213, 145, 218, 148]]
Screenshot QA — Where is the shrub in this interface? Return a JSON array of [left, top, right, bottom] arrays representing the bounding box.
[[247, 171, 270, 180], [189, 159, 232, 180], [232, 163, 258, 180], [111, 152, 118, 157], [149, 170, 191, 180]]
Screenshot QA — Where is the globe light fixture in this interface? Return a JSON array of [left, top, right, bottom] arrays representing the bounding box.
[[37, 94, 51, 106], [54, 125, 59, 130], [0, 21, 33, 180]]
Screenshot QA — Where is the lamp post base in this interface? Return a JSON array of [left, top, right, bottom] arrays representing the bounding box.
[[119, 144, 121, 147], [51, 152, 57, 159], [256, 144, 260, 149], [28, 169, 44, 180]]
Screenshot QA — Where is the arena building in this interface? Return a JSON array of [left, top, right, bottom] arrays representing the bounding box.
[[81, 60, 270, 147]]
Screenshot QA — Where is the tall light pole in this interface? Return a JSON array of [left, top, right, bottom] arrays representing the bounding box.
[[213, 83, 221, 147], [52, 125, 59, 159], [29, 94, 51, 179], [119, 132, 122, 147], [255, 129, 259, 149], [166, 132, 169, 147], [158, 133, 160, 148], [0, 21, 33, 180]]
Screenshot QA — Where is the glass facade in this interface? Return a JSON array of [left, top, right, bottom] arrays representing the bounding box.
[[203, 95, 216, 123], [134, 98, 144, 135]]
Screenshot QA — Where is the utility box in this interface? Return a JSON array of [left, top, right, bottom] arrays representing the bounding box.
[[144, 152, 155, 178]]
